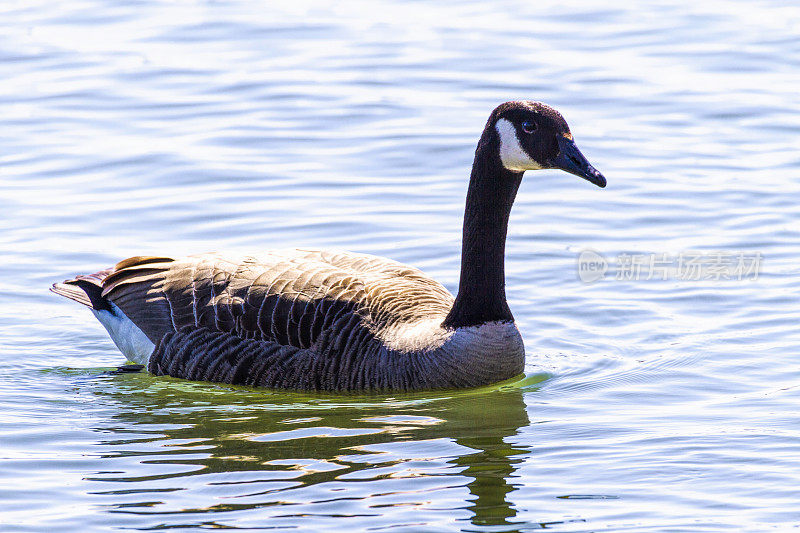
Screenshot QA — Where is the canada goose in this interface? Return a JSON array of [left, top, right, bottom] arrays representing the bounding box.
[[52, 101, 605, 392]]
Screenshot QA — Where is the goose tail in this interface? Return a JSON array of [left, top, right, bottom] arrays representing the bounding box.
[[51, 269, 113, 311], [51, 268, 155, 365]]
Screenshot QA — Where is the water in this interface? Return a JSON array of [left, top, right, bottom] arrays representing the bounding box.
[[2, 0, 800, 530]]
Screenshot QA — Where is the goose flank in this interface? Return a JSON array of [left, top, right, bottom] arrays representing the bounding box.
[[52, 101, 606, 392]]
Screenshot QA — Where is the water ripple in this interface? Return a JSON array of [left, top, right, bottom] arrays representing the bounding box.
[[2, 0, 800, 531]]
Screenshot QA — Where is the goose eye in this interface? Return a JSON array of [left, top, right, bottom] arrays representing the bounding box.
[[521, 120, 537, 134]]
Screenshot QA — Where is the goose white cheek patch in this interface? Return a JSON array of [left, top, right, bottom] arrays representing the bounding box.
[[495, 118, 542, 172]]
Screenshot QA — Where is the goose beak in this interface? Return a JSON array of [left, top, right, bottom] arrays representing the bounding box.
[[551, 136, 606, 188]]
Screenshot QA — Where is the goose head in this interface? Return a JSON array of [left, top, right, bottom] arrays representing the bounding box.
[[488, 100, 606, 188]]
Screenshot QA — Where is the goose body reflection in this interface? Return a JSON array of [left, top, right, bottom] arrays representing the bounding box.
[[89, 372, 542, 528]]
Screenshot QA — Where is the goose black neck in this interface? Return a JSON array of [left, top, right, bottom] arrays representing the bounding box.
[[442, 142, 522, 329]]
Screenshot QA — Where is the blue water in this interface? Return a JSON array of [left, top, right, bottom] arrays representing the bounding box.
[[2, 1, 800, 531]]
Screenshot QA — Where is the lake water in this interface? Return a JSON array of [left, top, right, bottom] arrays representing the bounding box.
[[2, 0, 800, 530]]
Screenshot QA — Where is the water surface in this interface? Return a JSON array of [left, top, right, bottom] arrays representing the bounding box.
[[2, 0, 800, 531]]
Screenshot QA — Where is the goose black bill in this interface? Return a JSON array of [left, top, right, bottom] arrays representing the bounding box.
[[551, 136, 606, 188]]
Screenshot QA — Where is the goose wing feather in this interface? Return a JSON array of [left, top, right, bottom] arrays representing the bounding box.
[[101, 250, 455, 350]]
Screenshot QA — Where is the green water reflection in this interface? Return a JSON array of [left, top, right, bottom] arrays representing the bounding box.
[[85, 373, 547, 528]]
